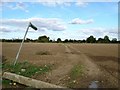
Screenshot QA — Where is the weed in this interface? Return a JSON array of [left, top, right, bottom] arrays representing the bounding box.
[[2, 61, 52, 78], [70, 64, 84, 80], [2, 61, 52, 87], [2, 79, 12, 86], [67, 64, 84, 88]]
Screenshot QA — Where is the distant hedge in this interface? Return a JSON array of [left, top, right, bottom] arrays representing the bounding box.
[[1, 35, 120, 43]]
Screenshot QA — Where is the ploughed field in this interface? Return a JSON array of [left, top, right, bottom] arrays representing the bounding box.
[[2, 43, 119, 88]]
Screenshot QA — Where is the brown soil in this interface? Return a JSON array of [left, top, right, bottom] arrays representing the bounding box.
[[2, 43, 119, 88]]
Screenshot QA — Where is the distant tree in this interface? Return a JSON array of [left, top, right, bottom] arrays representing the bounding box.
[[97, 38, 104, 43], [69, 39, 74, 43], [25, 38, 31, 42], [12, 39, 22, 42], [111, 38, 117, 43], [78, 40, 80, 43], [81, 39, 86, 43], [104, 35, 110, 43], [64, 39, 69, 43], [118, 40, 120, 43], [57, 38, 62, 43], [86, 35, 96, 43], [38, 35, 49, 42], [73, 39, 77, 43], [32, 39, 37, 42], [2, 39, 6, 42], [49, 40, 53, 42]]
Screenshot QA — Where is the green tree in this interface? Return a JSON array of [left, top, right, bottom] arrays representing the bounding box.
[[25, 38, 31, 42], [38, 35, 49, 42], [64, 39, 68, 43], [49, 40, 53, 42], [81, 39, 86, 43], [104, 35, 110, 43], [97, 38, 104, 43], [86, 35, 96, 43], [57, 38, 62, 43], [69, 39, 74, 43], [111, 38, 117, 43]]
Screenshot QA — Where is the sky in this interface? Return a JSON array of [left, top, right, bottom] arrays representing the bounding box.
[[0, 0, 119, 40]]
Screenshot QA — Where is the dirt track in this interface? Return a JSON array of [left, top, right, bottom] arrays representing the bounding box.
[[63, 44, 118, 88], [2, 43, 119, 88]]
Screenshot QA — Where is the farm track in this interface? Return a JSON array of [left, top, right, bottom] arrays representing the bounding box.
[[46, 44, 101, 87], [66, 44, 118, 88], [46, 44, 82, 85], [46, 44, 118, 88]]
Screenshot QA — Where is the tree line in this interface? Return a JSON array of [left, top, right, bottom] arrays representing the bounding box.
[[1, 35, 119, 43]]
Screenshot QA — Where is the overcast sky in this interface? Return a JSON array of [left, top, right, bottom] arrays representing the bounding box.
[[0, 0, 119, 40]]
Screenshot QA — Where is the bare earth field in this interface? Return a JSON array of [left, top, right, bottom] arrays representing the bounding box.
[[1, 43, 119, 88]]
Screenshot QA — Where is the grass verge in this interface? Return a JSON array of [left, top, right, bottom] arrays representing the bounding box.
[[70, 64, 84, 79], [67, 64, 84, 88], [2, 61, 53, 87], [2, 61, 52, 77]]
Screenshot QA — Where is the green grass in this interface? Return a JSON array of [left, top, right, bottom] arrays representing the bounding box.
[[70, 64, 84, 80], [2, 61, 53, 87], [67, 64, 84, 88], [2, 61, 52, 77], [2, 79, 12, 86]]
